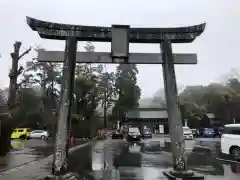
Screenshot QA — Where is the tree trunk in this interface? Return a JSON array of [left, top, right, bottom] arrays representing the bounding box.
[[1, 42, 31, 157], [103, 89, 107, 129], [0, 119, 12, 156]]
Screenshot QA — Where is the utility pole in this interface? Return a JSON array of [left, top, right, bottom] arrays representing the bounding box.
[[8, 42, 31, 112], [103, 65, 108, 129], [103, 85, 107, 129]]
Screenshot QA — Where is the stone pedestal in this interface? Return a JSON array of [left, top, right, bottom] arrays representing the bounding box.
[[44, 172, 79, 180], [163, 170, 204, 180], [0, 155, 8, 165]]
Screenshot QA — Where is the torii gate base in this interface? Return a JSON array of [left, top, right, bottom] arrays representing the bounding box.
[[27, 17, 205, 180]]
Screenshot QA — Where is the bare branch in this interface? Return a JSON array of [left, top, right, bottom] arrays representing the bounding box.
[[17, 66, 24, 76], [18, 47, 31, 60]]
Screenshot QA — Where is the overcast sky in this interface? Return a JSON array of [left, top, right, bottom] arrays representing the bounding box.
[[0, 0, 239, 98]]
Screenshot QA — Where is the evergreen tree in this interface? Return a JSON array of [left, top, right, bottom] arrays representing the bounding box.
[[112, 64, 141, 120]]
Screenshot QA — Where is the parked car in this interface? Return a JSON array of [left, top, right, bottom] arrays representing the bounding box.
[[221, 124, 240, 161], [214, 127, 224, 137], [127, 127, 141, 141], [202, 128, 216, 138], [183, 126, 193, 140], [191, 129, 199, 138], [142, 128, 152, 138], [30, 130, 50, 139], [112, 130, 123, 139], [11, 128, 31, 140]]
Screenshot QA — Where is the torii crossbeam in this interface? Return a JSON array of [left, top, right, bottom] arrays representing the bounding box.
[[38, 51, 197, 64]]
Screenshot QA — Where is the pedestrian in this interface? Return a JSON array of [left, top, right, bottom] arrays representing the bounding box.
[[70, 133, 76, 147]]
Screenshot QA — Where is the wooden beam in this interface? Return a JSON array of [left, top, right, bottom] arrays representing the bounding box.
[[38, 51, 197, 64]]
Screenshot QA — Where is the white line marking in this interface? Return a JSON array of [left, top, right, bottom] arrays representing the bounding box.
[[193, 145, 211, 149], [215, 157, 240, 164]]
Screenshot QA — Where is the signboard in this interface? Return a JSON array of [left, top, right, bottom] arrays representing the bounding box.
[[117, 121, 120, 130], [159, 125, 164, 134], [184, 119, 188, 127], [111, 25, 129, 59]]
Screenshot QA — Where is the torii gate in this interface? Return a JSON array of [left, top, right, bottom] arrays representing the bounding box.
[[26, 17, 205, 180]]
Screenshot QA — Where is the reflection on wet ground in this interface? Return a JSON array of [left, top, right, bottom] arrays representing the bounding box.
[[1, 137, 240, 180], [96, 139, 240, 180], [0, 139, 53, 172], [38, 138, 240, 180], [0, 139, 84, 173]]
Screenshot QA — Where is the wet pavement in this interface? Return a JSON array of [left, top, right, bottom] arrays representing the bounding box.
[[0, 136, 240, 180], [0, 139, 85, 173]]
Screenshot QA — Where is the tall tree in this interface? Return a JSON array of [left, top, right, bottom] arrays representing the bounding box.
[[73, 42, 104, 136], [0, 90, 9, 156], [227, 78, 240, 93], [112, 64, 141, 120], [98, 70, 116, 127], [0, 42, 31, 156], [19, 48, 62, 134], [179, 82, 240, 125], [22, 57, 61, 111], [8, 42, 31, 112]]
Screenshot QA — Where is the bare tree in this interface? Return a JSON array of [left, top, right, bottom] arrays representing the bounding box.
[[8, 42, 31, 113]]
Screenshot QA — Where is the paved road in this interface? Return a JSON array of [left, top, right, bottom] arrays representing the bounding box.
[[0, 136, 240, 180], [87, 137, 240, 180]]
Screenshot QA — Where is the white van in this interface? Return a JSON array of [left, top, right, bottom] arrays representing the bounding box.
[[183, 126, 193, 140], [221, 124, 240, 161]]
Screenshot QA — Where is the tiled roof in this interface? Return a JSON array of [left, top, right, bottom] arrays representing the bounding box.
[[206, 113, 215, 119], [126, 108, 168, 119]]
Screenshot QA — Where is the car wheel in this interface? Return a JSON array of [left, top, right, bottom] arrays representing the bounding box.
[[41, 135, 46, 139], [19, 135, 26, 140], [231, 147, 240, 161]]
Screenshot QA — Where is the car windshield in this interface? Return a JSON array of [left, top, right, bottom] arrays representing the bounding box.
[[205, 128, 214, 132], [33, 130, 43, 133], [183, 127, 191, 131], [144, 129, 151, 133], [129, 128, 139, 133]]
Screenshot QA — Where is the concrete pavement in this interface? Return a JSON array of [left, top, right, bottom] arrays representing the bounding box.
[[1, 137, 240, 180], [0, 139, 88, 173]]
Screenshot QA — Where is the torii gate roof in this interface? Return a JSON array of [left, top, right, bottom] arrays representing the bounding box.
[[26, 16, 206, 43]]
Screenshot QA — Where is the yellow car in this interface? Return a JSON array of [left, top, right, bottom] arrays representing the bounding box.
[[10, 128, 31, 139]]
